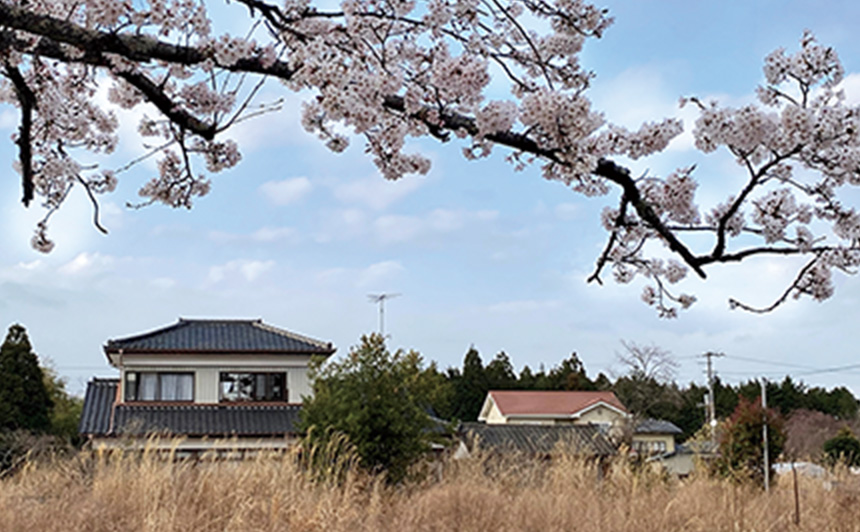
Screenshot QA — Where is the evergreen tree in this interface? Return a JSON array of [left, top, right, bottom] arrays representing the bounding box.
[[485, 351, 517, 390], [299, 334, 442, 483], [546, 352, 595, 390], [0, 325, 52, 433], [450, 346, 489, 421]]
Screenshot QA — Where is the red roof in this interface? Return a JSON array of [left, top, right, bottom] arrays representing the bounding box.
[[487, 390, 628, 417]]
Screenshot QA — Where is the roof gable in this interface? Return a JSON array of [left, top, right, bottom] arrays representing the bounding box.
[[487, 390, 629, 418], [104, 318, 335, 355]]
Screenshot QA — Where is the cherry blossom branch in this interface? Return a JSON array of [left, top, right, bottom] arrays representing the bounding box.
[[2, 61, 36, 207], [75, 175, 109, 234], [592, 159, 707, 279], [728, 256, 821, 313], [0, 3, 296, 78], [588, 195, 628, 285]]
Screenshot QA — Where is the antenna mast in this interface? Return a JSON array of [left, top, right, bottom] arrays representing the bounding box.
[[367, 293, 401, 336]]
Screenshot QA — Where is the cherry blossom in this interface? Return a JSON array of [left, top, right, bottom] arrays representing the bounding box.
[[2, 1, 860, 316]]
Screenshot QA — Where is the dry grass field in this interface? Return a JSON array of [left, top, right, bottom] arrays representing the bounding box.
[[1, 443, 859, 531]]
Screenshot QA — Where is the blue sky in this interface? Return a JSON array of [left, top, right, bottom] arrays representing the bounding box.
[[4, 1, 860, 396]]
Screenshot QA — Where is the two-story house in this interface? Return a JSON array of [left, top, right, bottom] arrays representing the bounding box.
[[78, 318, 335, 455]]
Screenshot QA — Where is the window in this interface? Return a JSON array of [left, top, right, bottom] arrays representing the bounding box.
[[633, 440, 668, 455], [125, 372, 194, 401], [220, 372, 287, 402]]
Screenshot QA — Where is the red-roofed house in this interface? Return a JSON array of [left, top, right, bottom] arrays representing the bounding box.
[[476, 390, 681, 455], [478, 390, 628, 428]]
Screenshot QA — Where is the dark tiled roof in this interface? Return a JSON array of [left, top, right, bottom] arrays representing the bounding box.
[[78, 379, 303, 437], [78, 378, 118, 435], [104, 318, 335, 355], [635, 418, 683, 435], [113, 404, 302, 437], [459, 422, 617, 457]]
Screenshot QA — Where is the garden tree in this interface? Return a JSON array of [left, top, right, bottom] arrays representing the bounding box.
[[299, 334, 444, 483], [717, 396, 786, 487], [0, 324, 53, 433], [823, 427, 860, 467], [3, 2, 860, 317]]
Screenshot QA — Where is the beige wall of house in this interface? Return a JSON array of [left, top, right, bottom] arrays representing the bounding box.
[[576, 405, 625, 425], [480, 401, 508, 424], [117, 353, 315, 403]]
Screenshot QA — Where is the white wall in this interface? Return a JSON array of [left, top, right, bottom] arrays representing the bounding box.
[[118, 353, 317, 404]]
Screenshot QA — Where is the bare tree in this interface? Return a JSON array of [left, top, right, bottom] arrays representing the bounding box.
[[615, 340, 679, 384]]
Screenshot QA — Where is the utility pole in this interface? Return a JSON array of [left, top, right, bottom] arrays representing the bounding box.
[[762, 377, 770, 493], [367, 293, 400, 337], [702, 351, 724, 446]]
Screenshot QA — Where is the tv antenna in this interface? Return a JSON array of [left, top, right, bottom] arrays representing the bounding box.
[[367, 293, 400, 336]]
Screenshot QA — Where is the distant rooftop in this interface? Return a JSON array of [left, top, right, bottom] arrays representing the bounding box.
[[104, 318, 335, 355], [459, 422, 617, 457], [487, 390, 629, 418]]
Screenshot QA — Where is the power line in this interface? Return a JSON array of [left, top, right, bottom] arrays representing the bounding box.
[[724, 354, 818, 371]]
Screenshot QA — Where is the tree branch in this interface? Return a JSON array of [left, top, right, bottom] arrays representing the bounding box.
[[2, 61, 36, 207], [0, 4, 296, 79]]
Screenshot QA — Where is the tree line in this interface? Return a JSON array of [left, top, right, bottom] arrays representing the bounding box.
[[428, 345, 858, 441]]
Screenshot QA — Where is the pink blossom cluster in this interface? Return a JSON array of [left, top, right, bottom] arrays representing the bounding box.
[[6, 0, 860, 316]]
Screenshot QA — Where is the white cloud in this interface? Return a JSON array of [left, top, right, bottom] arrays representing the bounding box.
[[313, 208, 369, 243], [554, 203, 580, 221], [839, 72, 860, 105], [374, 214, 423, 244], [487, 299, 562, 313], [208, 259, 275, 284], [251, 226, 298, 242], [357, 260, 404, 288], [373, 208, 496, 245], [0, 110, 16, 130], [260, 177, 313, 205], [209, 226, 298, 244], [58, 252, 115, 276], [331, 175, 425, 210], [150, 277, 177, 289]]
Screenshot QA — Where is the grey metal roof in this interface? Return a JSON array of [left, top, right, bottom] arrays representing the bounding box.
[[104, 318, 335, 355], [635, 418, 683, 435], [113, 404, 302, 437], [78, 378, 118, 435], [459, 423, 617, 457]]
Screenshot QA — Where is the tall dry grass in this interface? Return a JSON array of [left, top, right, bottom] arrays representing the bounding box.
[[1, 441, 859, 531]]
